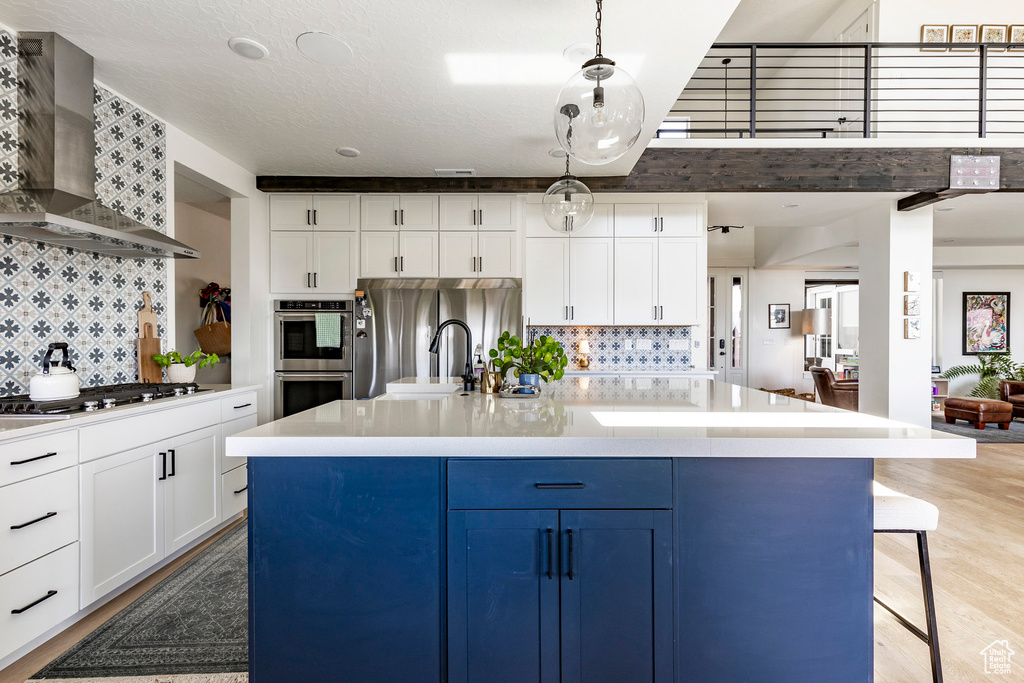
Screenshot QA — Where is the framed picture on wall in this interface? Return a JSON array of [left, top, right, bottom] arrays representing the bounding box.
[[768, 303, 791, 329], [1011, 25, 1024, 50], [963, 292, 1010, 355], [981, 24, 1008, 51], [950, 25, 979, 52], [920, 24, 949, 51]]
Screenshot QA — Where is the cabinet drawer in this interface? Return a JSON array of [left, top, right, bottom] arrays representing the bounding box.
[[0, 467, 79, 575], [221, 463, 248, 520], [0, 542, 79, 662], [221, 392, 257, 422], [220, 414, 257, 474], [448, 459, 672, 510], [0, 430, 78, 488], [80, 401, 219, 462]]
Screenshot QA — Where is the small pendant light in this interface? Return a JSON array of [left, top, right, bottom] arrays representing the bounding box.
[[543, 105, 595, 233]]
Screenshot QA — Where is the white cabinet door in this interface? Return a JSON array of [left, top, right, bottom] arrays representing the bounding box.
[[659, 238, 702, 325], [165, 425, 220, 555], [613, 238, 660, 325], [573, 204, 614, 238], [570, 238, 614, 325], [270, 232, 313, 293], [479, 232, 518, 278], [80, 445, 164, 607], [614, 204, 659, 237], [0, 542, 79, 663], [221, 463, 248, 521], [360, 232, 401, 278], [524, 203, 558, 238], [439, 232, 478, 278], [439, 196, 478, 231], [399, 232, 440, 277], [524, 238, 570, 325], [361, 195, 401, 231], [399, 195, 439, 231], [269, 194, 312, 231], [313, 232, 357, 292], [312, 195, 358, 231], [658, 204, 702, 237], [478, 195, 518, 231]]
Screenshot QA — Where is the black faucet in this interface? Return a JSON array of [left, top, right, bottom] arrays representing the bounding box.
[[429, 319, 475, 392]]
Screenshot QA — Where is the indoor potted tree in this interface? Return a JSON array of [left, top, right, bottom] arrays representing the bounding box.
[[152, 349, 220, 383], [489, 331, 568, 394]]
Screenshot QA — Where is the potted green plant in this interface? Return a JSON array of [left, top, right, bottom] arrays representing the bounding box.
[[489, 332, 568, 393], [942, 352, 1024, 399], [152, 349, 220, 383]]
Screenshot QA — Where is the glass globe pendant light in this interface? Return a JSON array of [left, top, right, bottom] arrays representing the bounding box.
[[543, 105, 595, 233], [554, 0, 645, 165]]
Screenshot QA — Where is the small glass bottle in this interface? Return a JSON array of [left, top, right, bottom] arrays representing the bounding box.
[[473, 344, 485, 389]]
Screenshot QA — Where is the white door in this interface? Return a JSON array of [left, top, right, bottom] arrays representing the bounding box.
[[570, 238, 614, 325], [478, 195, 518, 231], [659, 238, 702, 324], [165, 425, 220, 555], [613, 204, 659, 237], [524, 238, 570, 325], [361, 195, 401, 231], [399, 232, 439, 277], [399, 195, 439, 231], [313, 232, 357, 292], [613, 238, 659, 325], [439, 196, 478, 231], [478, 232, 518, 277], [708, 268, 748, 386], [573, 204, 614, 238], [658, 204, 702, 237], [312, 195, 358, 231], [270, 232, 313, 292], [360, 232, 401, 278], [439, 232, 478, 278], [269, 194, 312, 231], [805, 285, 837, 371], [80, 445, 165, 607]]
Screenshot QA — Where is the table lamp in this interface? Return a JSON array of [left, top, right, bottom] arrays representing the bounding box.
[[578, 339, 591, 369]]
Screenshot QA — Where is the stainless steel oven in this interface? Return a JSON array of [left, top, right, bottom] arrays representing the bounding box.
[[275, 372, 353, 420], [274, 300, 354, 372]]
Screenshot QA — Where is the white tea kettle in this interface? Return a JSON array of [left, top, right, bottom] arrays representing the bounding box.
[[29, 342, 81, 401]]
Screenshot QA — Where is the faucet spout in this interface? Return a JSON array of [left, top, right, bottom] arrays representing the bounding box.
[[429, 319, 475, 392]]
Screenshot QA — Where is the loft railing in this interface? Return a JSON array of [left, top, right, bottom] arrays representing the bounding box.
[[666, 42, 1024, 139]]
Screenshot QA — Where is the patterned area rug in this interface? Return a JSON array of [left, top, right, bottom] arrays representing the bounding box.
[[30, 524, 248, 680], [931, 415, 1024, 443]]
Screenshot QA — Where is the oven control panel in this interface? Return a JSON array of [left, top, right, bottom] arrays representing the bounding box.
[[276, 300, 352, 311]]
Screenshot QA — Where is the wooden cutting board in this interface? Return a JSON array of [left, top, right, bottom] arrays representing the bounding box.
[[137, 291, 162, 383], [137, 291, 158, 339]]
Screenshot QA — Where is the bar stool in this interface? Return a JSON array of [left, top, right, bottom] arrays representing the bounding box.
[[873, 481, 942, 683]]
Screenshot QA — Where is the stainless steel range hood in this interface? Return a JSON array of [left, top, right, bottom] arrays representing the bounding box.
[[0, 33, 199, 259]]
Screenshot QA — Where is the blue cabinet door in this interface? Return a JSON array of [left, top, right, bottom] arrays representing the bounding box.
[[447, 510, 561, 683], [559, 510, 674, 683]]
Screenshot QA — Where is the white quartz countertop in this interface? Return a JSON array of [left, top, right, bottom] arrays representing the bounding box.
[[0, 384, 260, 442], [227, 377, 975, 460], [562, 370, 715, 377]]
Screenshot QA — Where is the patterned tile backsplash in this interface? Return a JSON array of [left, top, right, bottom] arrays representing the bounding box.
[[527, 326, 694, 372], [0, 28, 169, 395]]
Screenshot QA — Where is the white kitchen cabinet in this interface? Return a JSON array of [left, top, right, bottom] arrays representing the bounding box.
[[271, 232, 356, 293], [524, 238, 570, 325], [221, 464, 248, 521], [439, 196, 478, 231], [525, 237, 614, 325], [1, 466, 79, 576], [440, 231, 519, 278], [360, 231, 401, 277], [614, 237, 703, 325], [614, 238, 660, 324], [614, 204, 660, 237], [478, 195, 519, 231], [525, 203, 611, 238], [659, 238, 703, 324], [269, 195, 313, 232], [360, 195, 401, 231], [440, 195, 519, 232], [399, 232, 440, 277], [614, 203, 702, 237], [569, 238, 615, 324], [362, 195, 439, 231], [0, 543, 79, 663], [164, 425, 220, 555], [439, 232, 478, 278], [270, 194, 358, 231]]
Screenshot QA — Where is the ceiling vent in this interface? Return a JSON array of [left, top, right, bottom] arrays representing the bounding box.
[[434, 169, 476, 177]]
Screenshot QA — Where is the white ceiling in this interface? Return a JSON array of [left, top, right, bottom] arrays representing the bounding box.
[[0, 0, 740, 177]]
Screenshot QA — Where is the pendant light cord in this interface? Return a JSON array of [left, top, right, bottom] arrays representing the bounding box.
[[595, 0, 603, 58]]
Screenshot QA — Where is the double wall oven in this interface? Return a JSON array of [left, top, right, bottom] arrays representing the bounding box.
[[274, 300, 353, 419]]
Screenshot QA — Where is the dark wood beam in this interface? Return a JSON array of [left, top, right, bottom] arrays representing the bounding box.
[[257, 147, 1024, 194]]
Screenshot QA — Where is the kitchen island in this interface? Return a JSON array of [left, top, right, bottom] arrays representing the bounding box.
[[228, 377, 973, 683]]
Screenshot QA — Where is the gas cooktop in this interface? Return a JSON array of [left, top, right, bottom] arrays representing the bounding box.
[[0, 382, 203, 415]]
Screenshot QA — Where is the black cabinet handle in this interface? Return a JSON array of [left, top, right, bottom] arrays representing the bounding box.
[[535, 483, 585, 489], [233, 403, 252, 409], [400, 256, 404, 272], [314, 272, 318, 287], [394, 256, 398, 272], [313, 209, 318, 225], [478, 256, 482, 272], [159, 452, 167, 481], [567, 529, 574, 580], [479, 209, 483, 224], [11, 511, 57, 530], [472, 209, 476, 226], [394, 209, 398, 226], [570, 305, 574, 320], [400, 209, 404, 225], [546, 528, 554, 579], [307, 209, 311, 226], [307, 272, 311, 288], [234, 485, 248, 494], [10, 451, 57, 466], [660, 216, 664, 232], [11, 590, 57, 614], [168, 449, 176, 477], [660, 305, 664, 320]]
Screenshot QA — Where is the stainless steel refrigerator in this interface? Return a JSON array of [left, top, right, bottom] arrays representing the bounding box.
[[353, 278, 522, 399]]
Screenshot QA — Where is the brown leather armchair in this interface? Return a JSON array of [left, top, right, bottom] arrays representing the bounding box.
[[998, 380, 1024, 419], [810, 367, 859, 411]]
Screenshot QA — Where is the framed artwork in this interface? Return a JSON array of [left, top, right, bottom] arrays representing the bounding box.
[[904, 271, 921, 292], [963, 292, 1010, 355], [981, 25, 1008, 51], [950, 25, 979, 51], [768, 303, 791, 329], [905, 319, 922, 340], [920, 24, 949, 51], [904, 294, 921, 316], [1010, 25, 1024, 50]]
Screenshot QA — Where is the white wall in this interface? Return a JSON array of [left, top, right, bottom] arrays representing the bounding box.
[[878, 0, 1022, 41], [708, 225, 754, 267], [746, 269, 810, 392]]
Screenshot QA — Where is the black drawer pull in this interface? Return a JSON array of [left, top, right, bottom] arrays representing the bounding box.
[[567, 529, 574, 580], [168, 449, 176, 477], [159, 452, 167, 481], [546, 528, 554, 580], [234, 485, 248, 494], [11, 511, 57, 530], [233, 403, 252, 409], [10, 452, 58, 466], [534, 483, 585, 490], [12, 590, 57, 614]]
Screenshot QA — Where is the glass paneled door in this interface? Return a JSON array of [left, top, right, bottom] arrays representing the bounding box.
[[708, 269, 748, 386]]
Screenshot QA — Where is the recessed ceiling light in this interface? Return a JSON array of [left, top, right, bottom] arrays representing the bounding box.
[[336, 147, 360, 157], [562, 43, 593, 64], [296, 32, 353, 66], [782, 203, 800, 208], [549, 148, 568, 158], [935, 206, 955, 212], [228, 37, 269, 61]]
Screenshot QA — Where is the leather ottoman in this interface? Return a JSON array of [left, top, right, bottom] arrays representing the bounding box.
[[944, 397, 1013, 430]]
